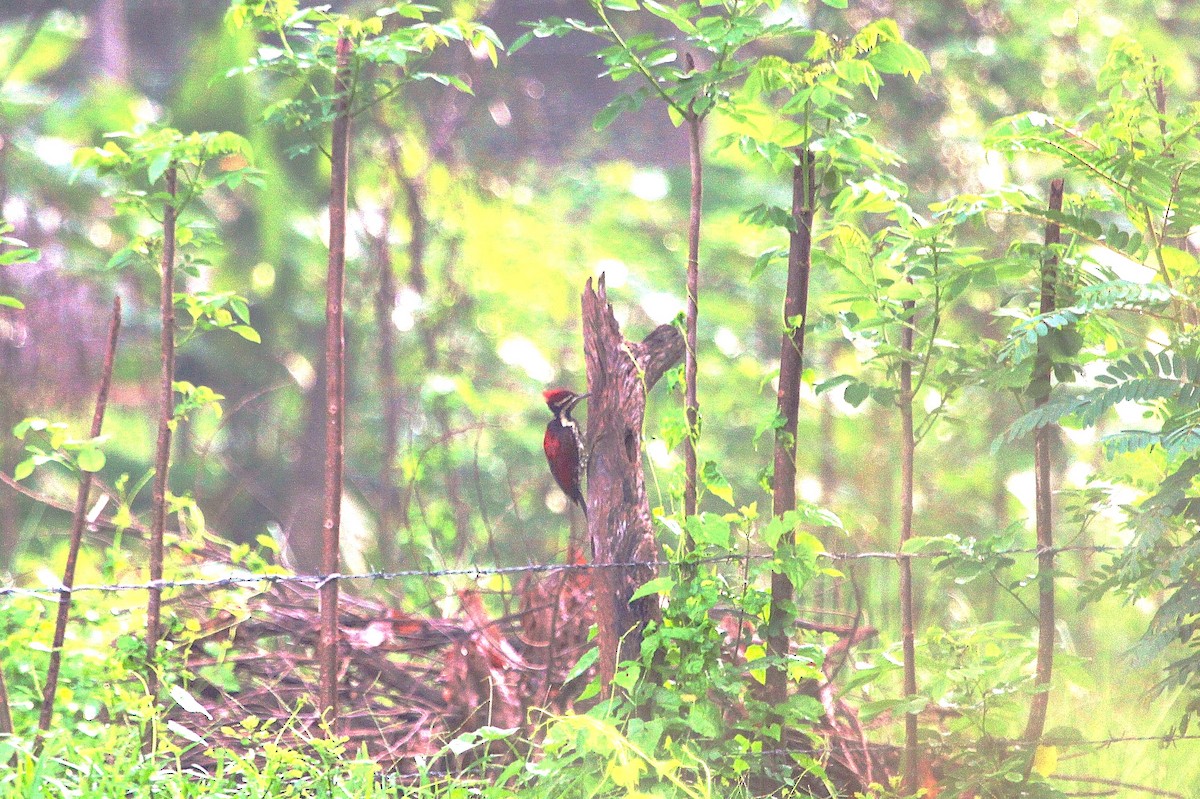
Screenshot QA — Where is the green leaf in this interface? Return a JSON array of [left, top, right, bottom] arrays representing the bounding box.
[[147, 152, 173, 185], [0, 248, 38, 266], [820, 0, 849, 7], [868, 40, 930, 81], [843, 381, 870, 407], [104, 247, 139, 272], [700, 460, 735, 506], [762, 516, 787, 549], [751, 247, 784, 281], [667, 103, 684, 128], [509, 31, 537, 52], [13, 458, 34, 481], [594, 95, 630, 131], [631, 576, 676, 601], [0, 295, 24, 309], [77, 448, 106, 473], [228, 324, 261, 343], [689, 513, 732, 548], [446, 75, 474, 95], [565, 645, 599, 684], [685, 700, 721, 738], [643, 0, 697, 33]]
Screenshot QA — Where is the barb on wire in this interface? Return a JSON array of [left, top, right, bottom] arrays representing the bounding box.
[[0, 544, 1123, 602]]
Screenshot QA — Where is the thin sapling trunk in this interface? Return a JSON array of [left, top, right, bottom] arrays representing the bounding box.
[[1023, 178, 1064, 761], [764, 150, 816, 707], [37, 296, 122, 750], [318, 35, 352, 727]]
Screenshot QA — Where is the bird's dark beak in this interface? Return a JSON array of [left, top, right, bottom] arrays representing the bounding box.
[[570, 392, 590, 408]]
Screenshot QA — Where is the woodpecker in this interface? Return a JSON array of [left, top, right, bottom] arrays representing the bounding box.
[[542, 387, 588, 518]]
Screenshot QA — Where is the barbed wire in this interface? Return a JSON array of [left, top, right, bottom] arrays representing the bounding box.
[[0, 544, 1122, 601]]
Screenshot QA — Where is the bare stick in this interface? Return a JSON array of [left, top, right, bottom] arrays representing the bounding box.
[[764, 150, 816, 707], [1023, 178, 1064, 760], [683, 97, 702, 523], [899, 293, 919, 794], [36, 296, 122, 750], [143, 166, 177, 753], [318, 35, 352, 728]]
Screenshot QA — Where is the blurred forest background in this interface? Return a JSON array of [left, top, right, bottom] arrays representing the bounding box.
[[4, 0, 1200, 794]]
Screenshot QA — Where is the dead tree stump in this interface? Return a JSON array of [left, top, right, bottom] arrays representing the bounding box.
[[582, 274, 685, 689]]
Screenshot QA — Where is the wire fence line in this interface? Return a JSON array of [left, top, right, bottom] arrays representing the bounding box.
[[0, 544, 1122, 601]]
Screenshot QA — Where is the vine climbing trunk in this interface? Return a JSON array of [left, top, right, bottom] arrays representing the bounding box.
[[1023, 178, 1064, 762], [899, 294, 919, 794], [683, 110, 702, 524], [143, 166, 177, 754], [582, 275, 684, 689], [764, 150, 816, 708], [319, 35, 352, 729], [37, 296, 122, 752]]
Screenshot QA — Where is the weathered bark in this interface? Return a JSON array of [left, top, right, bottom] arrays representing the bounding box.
[[144, 166, 177, 753], [37, 296, 121, 750], [1023, 178, 1064, 761], [319, 36, 352, 728], [764, 151, 816, 707], [582, 274, 684, 688]]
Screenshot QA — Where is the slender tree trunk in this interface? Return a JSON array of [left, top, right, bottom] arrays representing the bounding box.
[[899, 295, 919, 794], [765, 150, 815, 707], [36, 296, 121, 751], [143, 167, 177, 754], [683, 111, 702, 522], [318, 36, 352, 728], [1023, 179, 1064, 761]]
